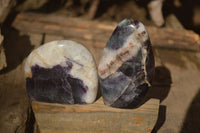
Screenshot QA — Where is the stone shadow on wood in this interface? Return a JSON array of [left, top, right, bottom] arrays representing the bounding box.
[[144, 66, 172, 132], [180, 89, 200, 133], [148, 66, 172, 102], [0, 28, 33, 74], [152, 105, 166, 133]]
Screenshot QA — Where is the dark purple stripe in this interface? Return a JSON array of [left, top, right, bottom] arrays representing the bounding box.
[[26, 62, 88, 104]]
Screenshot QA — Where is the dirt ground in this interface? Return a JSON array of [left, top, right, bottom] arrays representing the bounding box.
[[1, 0, 200, 133]]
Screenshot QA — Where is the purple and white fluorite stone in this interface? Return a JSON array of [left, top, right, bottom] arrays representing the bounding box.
[[25, 40, 98, 104], [98, 19, 155, 108]]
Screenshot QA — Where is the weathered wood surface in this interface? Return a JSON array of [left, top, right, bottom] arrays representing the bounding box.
[[0, 0, 17, 23], [87, 0, 100, 19], [12, 12, 200, 51], [32, 98, 159, 133], [0, 29, 6, 70]]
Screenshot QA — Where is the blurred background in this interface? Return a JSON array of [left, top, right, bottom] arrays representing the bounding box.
[[0, 0, 200, 133]]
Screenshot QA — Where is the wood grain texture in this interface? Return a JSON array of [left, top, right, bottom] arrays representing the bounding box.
[[32, 98, 159, 133], [12, 12, 200, 51], [0, 0, 17, 23], [0, 29, 7, 70]]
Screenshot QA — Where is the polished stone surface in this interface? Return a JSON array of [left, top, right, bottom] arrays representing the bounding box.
[[98, 19, 155, 108], [25, 40, 98, 104]]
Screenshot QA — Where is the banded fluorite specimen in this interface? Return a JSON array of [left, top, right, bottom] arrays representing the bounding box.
[[98, 19, 154, 108], [25, 40, 98, 104]]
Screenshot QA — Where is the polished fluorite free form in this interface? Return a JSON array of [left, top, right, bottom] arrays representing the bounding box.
[[98, 19, 155, 108], [25, 40, 98, 104]]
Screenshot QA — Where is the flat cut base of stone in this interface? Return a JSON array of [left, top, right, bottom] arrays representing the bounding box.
[[32, 97, 159, 133]]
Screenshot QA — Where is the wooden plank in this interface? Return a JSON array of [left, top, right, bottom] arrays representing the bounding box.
[[0, 0, 17, 23], [0, 28, 7, 70], [32, 98, 159, 133], [12, 12, 200, 51]]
